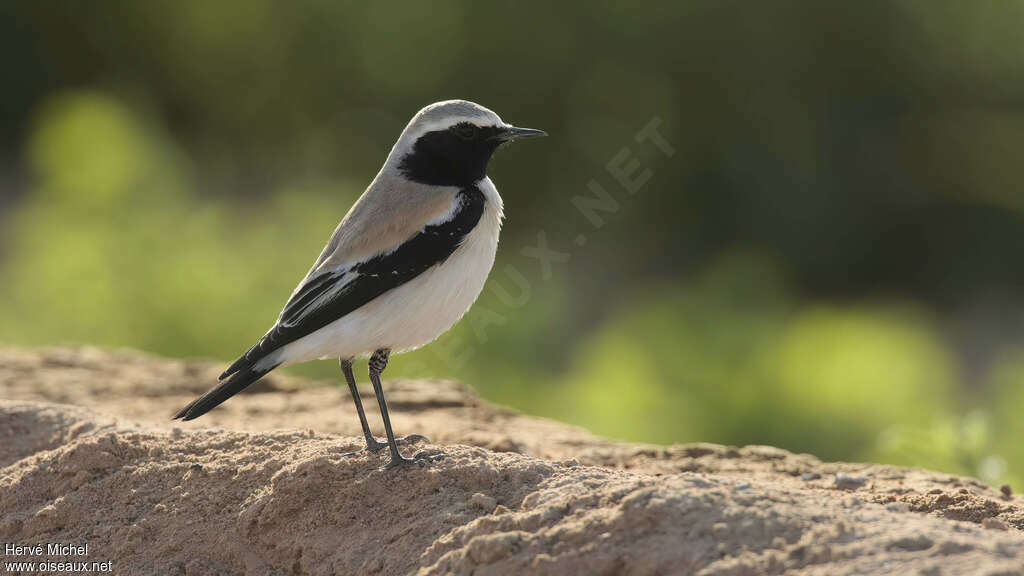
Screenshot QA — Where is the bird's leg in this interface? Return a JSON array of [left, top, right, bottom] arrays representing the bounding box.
[[340, 358, 387, 453], [340, 358, 428, 455], [368, 348, 443, 468]]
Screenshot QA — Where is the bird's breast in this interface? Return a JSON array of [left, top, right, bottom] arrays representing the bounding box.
[[381, 181, 502, 351]]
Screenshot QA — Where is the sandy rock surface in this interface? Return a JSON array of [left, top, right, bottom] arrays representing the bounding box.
[[2, 346, 1023, 575]]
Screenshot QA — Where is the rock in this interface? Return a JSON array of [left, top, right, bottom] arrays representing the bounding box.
[[887, 535, 933, 551], [470, 492, 497, 512], [1, 346, 1023, 575], [984, 518, 1009, 531], [834, 473, 868, 490]]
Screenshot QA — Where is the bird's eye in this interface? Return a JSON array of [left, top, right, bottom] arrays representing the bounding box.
[[451, 123, 477, 141]]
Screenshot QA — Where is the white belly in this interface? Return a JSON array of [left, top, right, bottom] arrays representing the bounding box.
[[274, 178, 503, 364]]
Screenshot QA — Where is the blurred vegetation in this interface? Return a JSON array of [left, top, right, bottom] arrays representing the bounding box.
[[1, 2, 1024, 486]]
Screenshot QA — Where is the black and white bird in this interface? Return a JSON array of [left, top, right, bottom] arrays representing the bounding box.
[[173, 100, 545, 467]]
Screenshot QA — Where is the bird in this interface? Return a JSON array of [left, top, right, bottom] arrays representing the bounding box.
[[173, 100, 546, 468]]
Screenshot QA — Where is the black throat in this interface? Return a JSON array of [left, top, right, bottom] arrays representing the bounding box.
[[398, 125, 506, 186]]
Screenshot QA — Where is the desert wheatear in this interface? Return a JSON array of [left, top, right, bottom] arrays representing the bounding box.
[[174, 100, 545, 467]]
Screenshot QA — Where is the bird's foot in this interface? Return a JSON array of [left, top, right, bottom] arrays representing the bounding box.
[[342, 434, 430, 457], [371, 433, 430, 451], [395, 433, 430, 446], [385, 449, 445, 469]]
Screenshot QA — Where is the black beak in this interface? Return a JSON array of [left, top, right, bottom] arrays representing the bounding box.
[[499, 126, 548, 141]]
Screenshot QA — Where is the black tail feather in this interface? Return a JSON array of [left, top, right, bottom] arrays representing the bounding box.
[[218, 355, 249, 381], [219, 342, 263, 380], [173, 362, 279, 421]]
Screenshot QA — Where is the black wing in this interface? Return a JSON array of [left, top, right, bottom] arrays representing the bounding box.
[[220, 185, 486, 380]]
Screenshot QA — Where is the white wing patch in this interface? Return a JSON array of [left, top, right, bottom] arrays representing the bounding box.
[[278, 266, 359, 328]]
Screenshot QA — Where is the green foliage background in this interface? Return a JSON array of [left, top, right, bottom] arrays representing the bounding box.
[[2, 2, 1023, 486]]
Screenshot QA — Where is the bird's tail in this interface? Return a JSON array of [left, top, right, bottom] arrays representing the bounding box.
[[172, 360, 280, 421]]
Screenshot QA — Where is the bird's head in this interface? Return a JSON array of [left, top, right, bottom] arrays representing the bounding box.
[[389, 100, 546, 187]]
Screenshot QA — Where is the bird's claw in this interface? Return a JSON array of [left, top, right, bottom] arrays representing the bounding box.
[[341, 434, 431, 457], [396, 433, 430, 445], [385, 450, 445, 469], [372, 433, 430, 451]]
